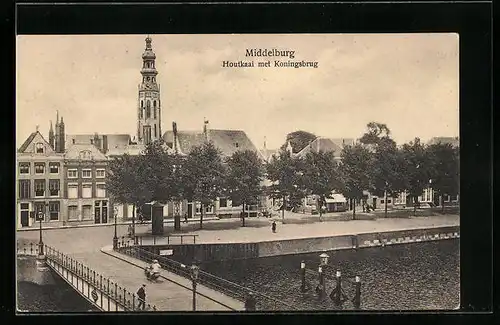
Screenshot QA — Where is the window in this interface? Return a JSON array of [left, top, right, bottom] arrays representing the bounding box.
[[34, 180, 45, 197], [219, 198, 228, 208], [82, 205, 92, 220], [82, 184, 92, 198], [96, 169, 105, 178], [79, 150, 92, 160], [146, 101, 151, 118], [152, 76, 155, 82], [19, 163, 30, 174], [68, 206, 78, 220], [20, 203, 29, 210], [49, 179, 60, 197], [380, 199, 385, 204], [96, 183, 106, 198], [49, 162, 60, 174], [68, 169, 78, 179], [234, 142, 239, 148], [68, 184, 78, 199], [19, 180, 31, 199], [154, 124, 157, 138], [141, 100, 144, 108], [153, 106, 157, 119], [35, 163, 45, 174], [82, 169, 92, 178], [36, 143, 44, 153], [48, 202, 60, 221], [387, 199, 392, 204]]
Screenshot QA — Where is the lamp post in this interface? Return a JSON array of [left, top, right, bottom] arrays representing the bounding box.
[[37, 202, 48, 256], [317, 253, 329, 297], [113, 207, 118, 249], [191, 264, 200, 311]]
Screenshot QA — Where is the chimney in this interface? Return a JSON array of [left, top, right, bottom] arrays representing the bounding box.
[[203, 118, 210, 142], [93, 133, 101, 150], [102, 135, 108, 154], [172, 121, 179, 154]]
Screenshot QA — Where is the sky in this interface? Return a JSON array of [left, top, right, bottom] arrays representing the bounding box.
[[16, 34, 459, 149]]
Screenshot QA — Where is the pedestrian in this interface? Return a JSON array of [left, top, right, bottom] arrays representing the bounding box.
[[271, 221, 276, 233], [245, 291, 257, 311], [128, 224, 133, 238], [137, 284, 146, 310], [184, 212, 188, 223]]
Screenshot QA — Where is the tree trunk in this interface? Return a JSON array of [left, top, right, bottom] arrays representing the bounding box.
[[242, 202, 246, 227], [413, 196, 417, 216], [319, 197, 323, 222], [352, 199, 356, 220], [384, 191, 388, 218], [200, 202, 204, 229], [132, 203, 136, 239], [441, 194, 445, 214], [282, 195, 285, 221]]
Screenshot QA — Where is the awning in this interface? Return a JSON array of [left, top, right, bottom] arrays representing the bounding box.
[[325, 194, 347, 203]]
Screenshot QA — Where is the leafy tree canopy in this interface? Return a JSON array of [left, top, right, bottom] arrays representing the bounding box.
[[280, 130, 317, 154]]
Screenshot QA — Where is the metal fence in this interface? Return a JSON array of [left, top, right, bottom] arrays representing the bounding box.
[[116, 240, 298, 311], [17, 241, 157, 312], [132, 234, 198, 246]]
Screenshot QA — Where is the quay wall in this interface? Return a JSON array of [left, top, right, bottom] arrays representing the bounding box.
[[140, 225, 460, 264]]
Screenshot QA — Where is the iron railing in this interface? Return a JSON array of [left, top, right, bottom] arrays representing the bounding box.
[[132, 234, 198, 246], [116, 240, 298, 311], [17, 241, 157, 312]]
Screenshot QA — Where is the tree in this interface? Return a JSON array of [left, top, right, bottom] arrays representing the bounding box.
[[302, 151, 340, 221], [225, 150, 265, 226], [427, 143, 459, 213], [266, 149, 303, 220], [107, 153, 152, 237], [358, 122, 391, 145], [400, 138, 432, 215], [280, 130, 317, 154], [338, 144, 373, 219], [181, 142, 226, 229], [359, 122, 406, 217]]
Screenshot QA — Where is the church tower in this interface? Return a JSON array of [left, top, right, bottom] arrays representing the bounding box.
[[137, 35, 161, 145]]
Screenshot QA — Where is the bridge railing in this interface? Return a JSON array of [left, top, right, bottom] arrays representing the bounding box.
[[16, 242, 157, 312], [116, 241, 298, 311], [132, 234, 198, 246]]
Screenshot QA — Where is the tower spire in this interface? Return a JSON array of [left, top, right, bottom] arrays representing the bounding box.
[[56, 110, 59, 124]]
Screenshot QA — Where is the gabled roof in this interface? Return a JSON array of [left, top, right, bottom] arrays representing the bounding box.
[[65, 144, 108, 161], [66, 134, 131, 151], [17, 131, 56, 154], [295, 137, 345, 159], [163, 129, 265, 159], [427, 137, 459, 148]]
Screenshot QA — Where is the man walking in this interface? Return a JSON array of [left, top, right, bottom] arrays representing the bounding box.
[[137, 284, 146, 310]]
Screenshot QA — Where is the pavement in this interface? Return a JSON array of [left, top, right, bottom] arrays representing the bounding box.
[[135, 213, 460, 245]]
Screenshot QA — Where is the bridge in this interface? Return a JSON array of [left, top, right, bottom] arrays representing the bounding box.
[[16, 238, 294, 312]]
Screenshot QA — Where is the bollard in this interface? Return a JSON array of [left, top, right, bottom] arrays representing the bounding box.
[[353, 276, 361, 309], [335, 271, 342, 306], [132, 293, 135, 310], [300, 261, 306, 292], [317, 266, 325, 297]]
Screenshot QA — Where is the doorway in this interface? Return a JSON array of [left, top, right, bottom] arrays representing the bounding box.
[[187, 202, 193, 218], [372, 198, 377, 209], [20, 203, 29, 227], [94, 200, 108, 224]]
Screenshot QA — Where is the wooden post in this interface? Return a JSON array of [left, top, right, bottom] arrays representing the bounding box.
[[353, 276, 361, 309], [300, 261, 306, 292]]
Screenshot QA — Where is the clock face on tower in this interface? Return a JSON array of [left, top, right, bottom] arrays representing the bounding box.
[[145, 83, 151, 89]]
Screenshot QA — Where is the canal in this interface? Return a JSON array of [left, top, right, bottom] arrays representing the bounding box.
[[17, 239, 459, 311], [17, 256, 99, 312], [200, 239, 460, 310]]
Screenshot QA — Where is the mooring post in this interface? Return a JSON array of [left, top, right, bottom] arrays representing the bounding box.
[[353, 276, 361, 309], [318, 266, 325, 297], [300, 261, 306, 292], [335, 271, 342, 306]]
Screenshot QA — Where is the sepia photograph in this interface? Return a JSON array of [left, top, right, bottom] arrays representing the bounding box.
[[16, 33, 460, 312]]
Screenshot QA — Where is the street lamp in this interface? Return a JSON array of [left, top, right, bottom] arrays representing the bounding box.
[[37, 202, 48, 256], [319, 253, 329, 266], [191, 264, 200, 311], [113, 207, 118, 249]]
